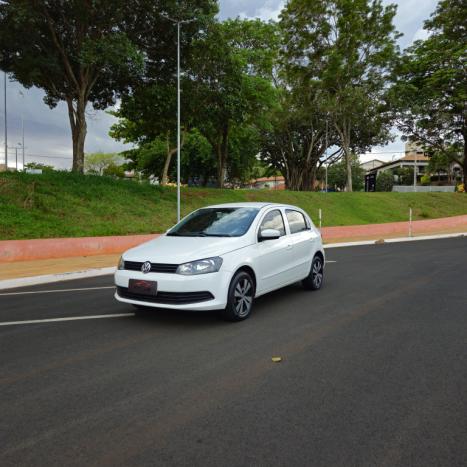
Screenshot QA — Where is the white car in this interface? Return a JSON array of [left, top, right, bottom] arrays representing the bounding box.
[[114, 202, 325, 321]]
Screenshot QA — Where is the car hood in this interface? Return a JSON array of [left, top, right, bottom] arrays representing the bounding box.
[[123, 234, 252, 264]]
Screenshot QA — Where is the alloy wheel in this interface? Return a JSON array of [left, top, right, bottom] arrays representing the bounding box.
[[312, 259, 323, 289], [233, 278, 253, 318]]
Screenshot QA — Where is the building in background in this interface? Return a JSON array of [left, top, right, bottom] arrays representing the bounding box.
[[360, 159, 385, 173], [248, 176, 286, 190]]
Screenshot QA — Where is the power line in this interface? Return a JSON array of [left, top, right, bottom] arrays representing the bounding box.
[[25, 154, 72, 160]]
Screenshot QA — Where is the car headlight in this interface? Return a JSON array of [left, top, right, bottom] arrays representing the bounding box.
[[176, 257, 223, 275], [117, 256, 125, 270]]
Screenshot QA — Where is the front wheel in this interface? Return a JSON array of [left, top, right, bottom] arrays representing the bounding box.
[[221, 271, 255, 321], [302, 255, 324, 290]]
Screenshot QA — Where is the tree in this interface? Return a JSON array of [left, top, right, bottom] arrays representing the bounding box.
[[391, 0, 467, 183], [84, 153, 122, 175], [393, 167, 414, 185], [0, 0, 217, 173], [260, 92, 336, 190], [280, 0, 400, 191], [190, 19, 280, 187], [326, 155, 365, 191], [109, 2, 217, 185], [375, 171, 394, 191]]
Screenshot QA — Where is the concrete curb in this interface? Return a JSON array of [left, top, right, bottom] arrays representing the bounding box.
[[1, 232, 465, 291], [324, 232, 467, 248], [0, 267, 116, 291]]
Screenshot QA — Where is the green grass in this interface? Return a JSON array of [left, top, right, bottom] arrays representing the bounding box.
[[1, 171, 466, 240]]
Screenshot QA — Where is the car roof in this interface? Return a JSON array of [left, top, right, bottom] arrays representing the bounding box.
[[204, 202, 301, 210]]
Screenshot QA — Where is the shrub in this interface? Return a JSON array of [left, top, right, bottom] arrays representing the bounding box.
[[375, 171, 394, 192], [421, 174, 431, 185]]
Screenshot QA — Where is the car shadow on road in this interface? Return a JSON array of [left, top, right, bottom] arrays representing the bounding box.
[[131, 282, 312, 326]]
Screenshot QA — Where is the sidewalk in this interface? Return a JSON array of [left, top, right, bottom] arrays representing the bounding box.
[[1, 215, 466, 282], [0, 254, 120, 281]]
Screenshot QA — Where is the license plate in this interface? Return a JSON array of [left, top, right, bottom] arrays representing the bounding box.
[[128, 279, 157, 296]]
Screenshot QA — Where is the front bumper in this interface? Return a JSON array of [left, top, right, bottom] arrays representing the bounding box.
[[114, 269, 231, 311]]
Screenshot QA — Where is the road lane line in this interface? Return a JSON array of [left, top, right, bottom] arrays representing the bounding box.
[[326, 260, 337, 263], [0, 313, 135, 327], [0, 286, 115, 296]]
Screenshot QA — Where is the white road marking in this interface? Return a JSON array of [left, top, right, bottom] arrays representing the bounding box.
[[325, 260, 337, 263], [0, 286, 115, 297], [0, 313, 135, 327]]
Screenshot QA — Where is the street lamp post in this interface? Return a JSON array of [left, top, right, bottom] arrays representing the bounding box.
[[413, 153, 417, 192], [21, 116, 25, 169], [176, 20, 181, 222], [325, 163, 328, 192], [162, 15, 195, 223]]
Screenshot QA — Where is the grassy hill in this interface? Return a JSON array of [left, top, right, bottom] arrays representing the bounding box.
[[1, 171, 466, 240]]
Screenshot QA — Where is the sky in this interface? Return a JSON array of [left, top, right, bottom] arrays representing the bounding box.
[[0, 0, 438, 169]]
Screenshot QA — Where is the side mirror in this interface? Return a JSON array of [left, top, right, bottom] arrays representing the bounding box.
[[259, 228, 281, 241]]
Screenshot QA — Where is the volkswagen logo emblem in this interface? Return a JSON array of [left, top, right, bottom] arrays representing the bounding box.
[[141, 261, 152, 274]]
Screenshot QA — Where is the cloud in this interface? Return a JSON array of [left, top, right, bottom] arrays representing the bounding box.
[[254, 0, 285, 21], [220, 0, 284, 21], [412, 27, 430, 42]]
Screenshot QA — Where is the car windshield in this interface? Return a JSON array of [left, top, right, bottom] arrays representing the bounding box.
[[167, 207, 259, 237]]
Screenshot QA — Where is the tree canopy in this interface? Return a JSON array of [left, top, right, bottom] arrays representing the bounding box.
[[280, 0, 400, 190], [0, 0, 217, 172], [391, 0, 467, 183]]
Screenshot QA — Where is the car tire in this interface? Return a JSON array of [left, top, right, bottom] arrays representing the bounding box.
[[221, 271, 255, 321], [302, 255, 324, 291]]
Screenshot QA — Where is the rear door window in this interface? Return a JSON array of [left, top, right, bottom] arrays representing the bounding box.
[[286, 210, 308, 234]]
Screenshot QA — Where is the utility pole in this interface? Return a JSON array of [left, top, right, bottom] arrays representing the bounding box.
[[3, 72, 7, 169], [21, 115, 25, 170]]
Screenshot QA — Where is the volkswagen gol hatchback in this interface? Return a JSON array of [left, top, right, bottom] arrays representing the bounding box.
[[115, 203, 325, 321]]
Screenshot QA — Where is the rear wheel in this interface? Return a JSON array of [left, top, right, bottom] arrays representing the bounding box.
[[221, 271, 255, 321], [302, 255, 324, 290]]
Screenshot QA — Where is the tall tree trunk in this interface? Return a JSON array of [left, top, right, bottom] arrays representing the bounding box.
[[67, 97, 87, 173], [463, 134, 467, 185], [217, 124, 229, 188], [344, 147, 352, 192], [161, 130, 186, 185], [161, 133, 175, 186], [284, 164, 303, 190], [335, 120, 353, 192]]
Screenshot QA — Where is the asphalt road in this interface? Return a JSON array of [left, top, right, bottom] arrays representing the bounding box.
[[1, 238, 466, 467]]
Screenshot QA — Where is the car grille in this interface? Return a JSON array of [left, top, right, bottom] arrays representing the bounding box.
[[123, 261, 178, 274], [117, 287, 214, 305]]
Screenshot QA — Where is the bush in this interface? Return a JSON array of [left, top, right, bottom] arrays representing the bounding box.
[[421, 174, 431, 185], [375, 171, 394, 192]]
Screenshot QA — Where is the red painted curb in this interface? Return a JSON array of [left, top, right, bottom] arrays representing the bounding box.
[[0, 215, 466, 263], [321, 215, 467, 240], [0, 234, 159, 263]]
